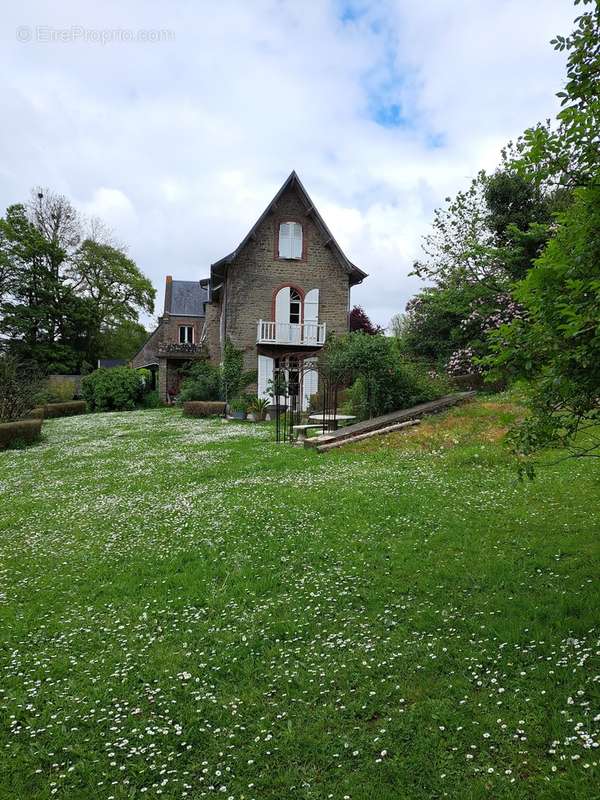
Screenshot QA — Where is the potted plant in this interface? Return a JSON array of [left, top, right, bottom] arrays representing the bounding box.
[[248, 396, 269, 422], [229, 396, 248, 420]]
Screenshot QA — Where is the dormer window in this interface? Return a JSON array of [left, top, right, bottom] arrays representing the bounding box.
[[278, 221, 302, 259], [179, 325, 193, 344]]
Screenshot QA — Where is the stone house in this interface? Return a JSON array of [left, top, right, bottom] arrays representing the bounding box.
[[131, 171, 367, 406]]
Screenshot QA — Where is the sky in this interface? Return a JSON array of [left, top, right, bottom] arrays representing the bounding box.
[[1, 0, 575, 329]]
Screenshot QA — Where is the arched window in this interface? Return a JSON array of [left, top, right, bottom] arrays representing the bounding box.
[[279, 221, 302, 259], [289, 288, 301, 324]]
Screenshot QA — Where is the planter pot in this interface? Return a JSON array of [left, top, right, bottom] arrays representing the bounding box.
[[231, 410, 246, 420], [251, 411, 266, 422]]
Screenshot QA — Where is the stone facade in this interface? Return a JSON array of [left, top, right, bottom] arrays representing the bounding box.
[[219, 185, 351, 375], [131, 172, 366, 402]]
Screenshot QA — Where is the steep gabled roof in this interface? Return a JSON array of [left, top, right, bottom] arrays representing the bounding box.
[[211, 171, 367, 286], [164, 278, 209, 316]]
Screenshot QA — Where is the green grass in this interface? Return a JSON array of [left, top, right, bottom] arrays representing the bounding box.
[[0, 401, 598, 800]]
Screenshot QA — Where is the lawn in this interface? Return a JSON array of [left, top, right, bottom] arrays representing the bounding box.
[[0, 400, 598, 800]]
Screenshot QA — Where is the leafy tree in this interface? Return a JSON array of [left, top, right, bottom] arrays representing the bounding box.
[[0, 189, 155, 373], [405, 167, 555, 374], [349, 305, 382, 335], [512, 0, 599, 187], [489, 184, 600, 467], [98, 320, 149, 361]]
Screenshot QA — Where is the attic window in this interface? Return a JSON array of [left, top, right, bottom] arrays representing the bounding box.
[[179, 325, 193, 344], [279, 222, 302, 259]]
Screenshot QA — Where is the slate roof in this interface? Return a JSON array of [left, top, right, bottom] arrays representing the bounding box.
[[167, 280, 209, 316], [211, 171, 367, 286]]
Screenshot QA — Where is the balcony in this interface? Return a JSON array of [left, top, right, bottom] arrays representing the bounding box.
[[157, 342, 203, 358], [257, 320, 326, 346]]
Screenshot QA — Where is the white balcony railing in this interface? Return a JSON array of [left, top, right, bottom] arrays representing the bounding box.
[[257, 320, 326, 346]]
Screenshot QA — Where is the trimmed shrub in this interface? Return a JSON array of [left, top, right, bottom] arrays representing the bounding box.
[[0, 419, 42, 449], [27, 407, 46, 420], [81, 368, 145, 411], [43, 401, 87, 418], [183, 401, 226, 417]]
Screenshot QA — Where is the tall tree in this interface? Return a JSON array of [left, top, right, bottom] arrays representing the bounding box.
[[0, 189, 155, 372]]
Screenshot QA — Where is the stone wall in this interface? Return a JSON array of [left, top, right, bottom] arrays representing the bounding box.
[[223, 185, 350, 374]]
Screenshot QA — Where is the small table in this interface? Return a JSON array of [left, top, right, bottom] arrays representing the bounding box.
[[308, 413, 356, 432]]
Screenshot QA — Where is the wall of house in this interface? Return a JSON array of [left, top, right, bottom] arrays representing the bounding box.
[[223, 185, 351, 374], [131, 325, 162, 369]]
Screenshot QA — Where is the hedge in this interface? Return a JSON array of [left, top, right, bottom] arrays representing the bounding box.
[[183, 401, 227, 417], [42, 401, 87, 418], [0, 419, 43, 449], [27, 407, 46, 420]]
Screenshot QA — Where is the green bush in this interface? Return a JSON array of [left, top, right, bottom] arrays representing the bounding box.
[[0, 418, 43, 449], [46, 378, 77, 402], [141, 390, 161, 409], [81, 368, 145, 411], [178, 361, 222, 403], [43, 401, 87, 418], [321, 332, 448, 420], [183, 401, 226, 417]]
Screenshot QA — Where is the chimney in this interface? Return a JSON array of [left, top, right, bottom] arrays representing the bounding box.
[[164, 275, 173, 315]]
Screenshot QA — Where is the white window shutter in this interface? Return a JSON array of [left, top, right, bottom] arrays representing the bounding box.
[[279, 223, 291, 258], [302, 364, 319, 411], [304, 288, 319, 344], [304, 288, 319, 324], [275, 286, 290, 324], [258, 355, 274, 400], [291, 223, 302, 258]]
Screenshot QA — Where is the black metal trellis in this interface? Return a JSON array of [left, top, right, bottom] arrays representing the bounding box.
[[272, 354, 341, 444]]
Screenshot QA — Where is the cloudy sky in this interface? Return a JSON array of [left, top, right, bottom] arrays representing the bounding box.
[[2, 0, 574, 328]]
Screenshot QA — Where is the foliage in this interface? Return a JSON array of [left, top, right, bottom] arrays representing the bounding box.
[[512, 0, 599, 187], [349, 305, 382, 335], [178, 360, 222, 403], [228, 396, 249, 413], [222, 338, 244, 400], [488, 184, 600, 466], [81, 367, 145, 411], [46, 378, 77, 403], [0, 354, 41, 422], [98, 319, 149, 361], [404, 168, 553, 375], [248, 396, 269, 420], [321, 332, 447, 419], [140, 390, 160, 409], [0, 189, 155, 373], [0, 417, 42, 449]]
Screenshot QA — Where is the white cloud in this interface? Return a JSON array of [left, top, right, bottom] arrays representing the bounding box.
[[0, 0, 574, 327]]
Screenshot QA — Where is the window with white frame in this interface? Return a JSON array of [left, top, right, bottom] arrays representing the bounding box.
[[289, 288, 302, 324], [179, 325, 193, 344], [278, 221, 302, 259]]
